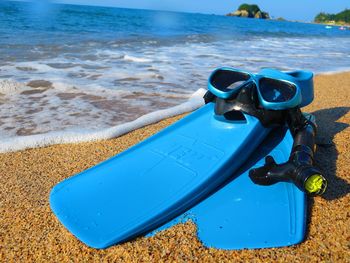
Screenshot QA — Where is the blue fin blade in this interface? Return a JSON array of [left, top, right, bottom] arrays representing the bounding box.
[[149, 128, 306, 249]]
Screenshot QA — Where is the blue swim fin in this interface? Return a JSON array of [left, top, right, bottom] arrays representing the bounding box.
[[149, 126, 306, 249], [50, 103, 269, 249]]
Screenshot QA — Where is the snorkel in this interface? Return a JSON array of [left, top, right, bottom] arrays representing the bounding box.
[[205, 67, 327, 195], [249, 109, 327, 195]]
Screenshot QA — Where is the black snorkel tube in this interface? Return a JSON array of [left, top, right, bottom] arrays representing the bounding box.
[[249, 108, 327, 196]]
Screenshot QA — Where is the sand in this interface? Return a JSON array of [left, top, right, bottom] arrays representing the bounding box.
[[0, 72, 349, 262]]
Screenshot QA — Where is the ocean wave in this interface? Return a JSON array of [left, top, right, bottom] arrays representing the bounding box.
[[0, 88, 206, 153]]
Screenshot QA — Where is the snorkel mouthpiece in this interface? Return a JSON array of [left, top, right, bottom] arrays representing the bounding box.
[[249, 158, 328, 196], [249, 161, 327, 196]]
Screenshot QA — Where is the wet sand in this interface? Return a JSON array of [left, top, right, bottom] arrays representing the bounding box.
[[0, 72, 349, 262]]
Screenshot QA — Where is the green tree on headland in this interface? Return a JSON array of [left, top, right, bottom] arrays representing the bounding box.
[[315, 9, 350, 24]]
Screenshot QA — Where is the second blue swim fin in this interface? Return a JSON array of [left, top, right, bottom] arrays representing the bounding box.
[[149, 126, 306, 249]]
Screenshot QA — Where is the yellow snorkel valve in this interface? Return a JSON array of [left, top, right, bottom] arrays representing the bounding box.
[[305, 174, 327, 195]]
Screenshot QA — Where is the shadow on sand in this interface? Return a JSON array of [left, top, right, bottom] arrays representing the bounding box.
[[312, 106, 350, 201]]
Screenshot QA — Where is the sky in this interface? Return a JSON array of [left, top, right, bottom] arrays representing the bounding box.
[[20, 0, 350, 22]]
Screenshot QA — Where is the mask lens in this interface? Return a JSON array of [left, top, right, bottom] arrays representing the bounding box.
[[259, 78, 297, 103], [211, 69, 251, 92]]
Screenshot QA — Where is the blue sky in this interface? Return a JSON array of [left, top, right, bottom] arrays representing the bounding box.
[[33, 0, 350, 21]]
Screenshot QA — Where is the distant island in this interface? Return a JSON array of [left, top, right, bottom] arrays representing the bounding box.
[[226, 4, 270, 19], [314, 9, 350, 25]]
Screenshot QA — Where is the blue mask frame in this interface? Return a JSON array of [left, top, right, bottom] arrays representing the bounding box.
[[208, 67, 302, 110]]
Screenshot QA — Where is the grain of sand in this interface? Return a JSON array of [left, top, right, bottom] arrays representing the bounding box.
[[0, 72, 349, 262]]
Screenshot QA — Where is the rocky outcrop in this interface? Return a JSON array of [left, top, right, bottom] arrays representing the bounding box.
[[228, 10, 249, 17], [254, 11, 262, 19], [262, 12, 270, 19], [226, 4, 270, 19]]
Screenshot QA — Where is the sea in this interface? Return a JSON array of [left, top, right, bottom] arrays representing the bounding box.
[[0, 1, 349, 143]]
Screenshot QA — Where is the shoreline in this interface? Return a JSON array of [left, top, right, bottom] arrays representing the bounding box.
[[1, 70, 350, 154], [0, 71, 349, 261], [318, 68, 350, 75], [314, 21, 350, 27]]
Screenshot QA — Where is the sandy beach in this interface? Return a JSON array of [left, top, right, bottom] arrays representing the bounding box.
[[0, 72, 349, 262]]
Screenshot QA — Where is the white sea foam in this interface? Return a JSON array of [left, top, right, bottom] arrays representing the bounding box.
[[123, 55, 152, 63], [0, 88, 206, 153], [0, 80, 26, 94]]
